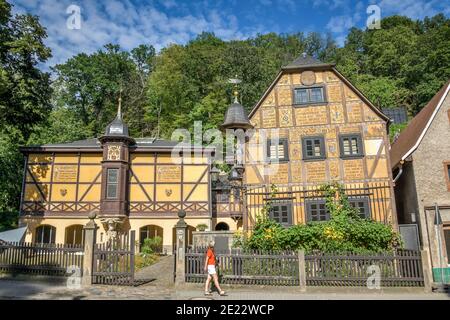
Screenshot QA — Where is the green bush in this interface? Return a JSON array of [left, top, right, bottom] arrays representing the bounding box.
[[135, 254, 159, 271], [196, 223, 208, 231], [141, 236, 163, 255], [241, 183, 402, 254]]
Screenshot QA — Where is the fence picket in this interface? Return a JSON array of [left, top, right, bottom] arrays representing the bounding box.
[[184, 248, 425, 287], [0, 241, 83, 276]]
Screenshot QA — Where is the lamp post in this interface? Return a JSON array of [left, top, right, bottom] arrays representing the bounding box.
[[220, 78, 253, 232], [210, 165, 221, 184], [228, 164, 248, 230], [210, 165, 221, 232]]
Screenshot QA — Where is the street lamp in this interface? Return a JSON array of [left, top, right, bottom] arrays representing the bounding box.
[[210, 165, 221, 183], [229, 164, 243, 182], [220, 79, 254, 232]]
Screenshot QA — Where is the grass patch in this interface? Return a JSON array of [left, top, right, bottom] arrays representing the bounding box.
[[135, 254, 159, 271]]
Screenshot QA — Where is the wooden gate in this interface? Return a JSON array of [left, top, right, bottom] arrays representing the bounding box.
[[92, 231, 135, 285]]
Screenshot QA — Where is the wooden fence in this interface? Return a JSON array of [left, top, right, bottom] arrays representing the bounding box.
[[185, 248, 299, 286], [305, 250, 424, 287], [0, 242, 84, 276], [92, 231, 135, 285], [185, 248, 424, 287]]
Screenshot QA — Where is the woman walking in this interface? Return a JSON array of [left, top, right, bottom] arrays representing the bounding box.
[[204, 241, 226, 296]]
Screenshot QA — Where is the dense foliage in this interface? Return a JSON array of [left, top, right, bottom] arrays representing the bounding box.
[[236, 183, 401, 253], [140, 236, 163, 255], [0, 0, 52, 218], [0, 0, 449, 230]]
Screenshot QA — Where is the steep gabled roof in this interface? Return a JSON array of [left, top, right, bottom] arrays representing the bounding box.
[[390, 81, 450, 169], [248, 54, 389, 122], [282, 53, 335, 70]]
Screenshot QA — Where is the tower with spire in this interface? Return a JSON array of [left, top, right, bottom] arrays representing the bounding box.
[[98, 92, 135, 220]]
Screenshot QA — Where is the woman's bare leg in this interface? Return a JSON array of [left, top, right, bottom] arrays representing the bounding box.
[[204, 274, 212, 292], [212, 274, 223, 293]]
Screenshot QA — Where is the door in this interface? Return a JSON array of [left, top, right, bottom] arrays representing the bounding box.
[[444, 227, 450, 265], [214, 236, 229, 253], [399, 224, 420, 250]]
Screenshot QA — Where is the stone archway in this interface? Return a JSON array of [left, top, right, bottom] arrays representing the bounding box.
[[215, 222, 230, 231], [139, 225, 164, 253]]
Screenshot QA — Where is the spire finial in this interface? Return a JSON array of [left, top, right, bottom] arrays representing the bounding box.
[[302, 52, 307, 58], [117, 87, 123, 120], [228, 75, 242, 104]]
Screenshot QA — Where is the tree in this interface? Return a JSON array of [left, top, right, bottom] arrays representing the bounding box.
[[0, 0, 52, 139], [0, 0, 52, 228], [52, 43, 155, 138], [335, 14, 450, 117]]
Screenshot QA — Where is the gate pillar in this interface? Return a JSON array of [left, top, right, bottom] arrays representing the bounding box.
[[82, 211, 98, 286], [175, 210, 187, 286]]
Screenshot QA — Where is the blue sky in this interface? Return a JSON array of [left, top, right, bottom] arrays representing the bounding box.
[[11, 0, 450, 68]]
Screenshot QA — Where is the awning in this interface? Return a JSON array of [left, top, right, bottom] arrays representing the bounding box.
[[0, 226, 27, 243]]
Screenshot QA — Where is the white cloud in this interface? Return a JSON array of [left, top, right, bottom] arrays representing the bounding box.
[[311, 0, 348, 9], [11, 0, 267, 70], [378, 0, 445, 20]]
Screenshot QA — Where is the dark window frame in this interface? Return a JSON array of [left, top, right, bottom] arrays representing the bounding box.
[[444, 162, 450, 192], [302, 136, 326, 160], [35, 225, 56, 244], [348, 197, 371, 219], [339, 134, 364, 159], [106, 168, 119, 199], [305, 199, 330, 222], [444, 227, 450, 264], [266, 138, 289, 162], [269, 201, 293, 227], [293, 85, 327, 106]]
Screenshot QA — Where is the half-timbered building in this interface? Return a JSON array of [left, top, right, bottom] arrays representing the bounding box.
[[18, 53, 399, 252], [18, 107, 218, 253], [241, 54, 397, 230]]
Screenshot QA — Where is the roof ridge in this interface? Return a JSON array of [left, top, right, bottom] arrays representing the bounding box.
[[282, 52, 334, 69]]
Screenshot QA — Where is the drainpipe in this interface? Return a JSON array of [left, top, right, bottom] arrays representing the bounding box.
[[393, 160, 405, 185]]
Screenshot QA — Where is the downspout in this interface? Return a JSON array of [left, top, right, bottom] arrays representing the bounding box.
[[393, 160, 405, 184]]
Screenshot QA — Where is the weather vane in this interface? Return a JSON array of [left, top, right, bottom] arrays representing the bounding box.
[[228, 75, 241, 103]]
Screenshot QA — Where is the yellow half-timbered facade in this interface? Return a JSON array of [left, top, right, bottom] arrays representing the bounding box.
[[241, 54, 397, 230], [19, 112, 221, 253], [18, 54, 398, 251]]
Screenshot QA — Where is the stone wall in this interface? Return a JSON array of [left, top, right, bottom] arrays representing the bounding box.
[[192, 231, 235, 251], [411, 91, 450, 268]]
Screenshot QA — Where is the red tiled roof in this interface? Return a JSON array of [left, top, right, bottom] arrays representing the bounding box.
[[390, 81, 450, 168]]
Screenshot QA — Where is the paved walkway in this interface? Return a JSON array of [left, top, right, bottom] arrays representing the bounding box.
[[135, 255, 175, 288], [0, 278, 449, 300], [0, 255, 449, 300]]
